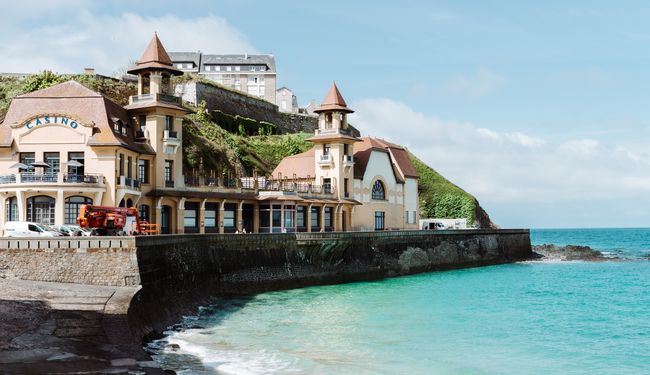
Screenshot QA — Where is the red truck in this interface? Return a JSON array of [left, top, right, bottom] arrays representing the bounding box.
[[77, 204, 142, 236]]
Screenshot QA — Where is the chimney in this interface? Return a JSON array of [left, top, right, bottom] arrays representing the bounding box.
[[84, 67, 96, 76]]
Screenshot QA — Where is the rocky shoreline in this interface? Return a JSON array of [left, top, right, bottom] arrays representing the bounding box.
[[531, 244, 612, 261]]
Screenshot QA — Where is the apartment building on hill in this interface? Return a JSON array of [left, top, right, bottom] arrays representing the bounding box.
[[168, 52, 277, 104]]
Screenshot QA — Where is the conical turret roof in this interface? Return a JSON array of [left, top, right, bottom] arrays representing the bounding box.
[[314, 82, 354, 113], [127, 33, 182, 75]]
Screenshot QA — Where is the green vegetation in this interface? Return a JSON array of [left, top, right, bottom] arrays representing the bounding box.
[[0, 71, 136, 122], [183, 101, 312, 176], [409, 153, 478, 225]]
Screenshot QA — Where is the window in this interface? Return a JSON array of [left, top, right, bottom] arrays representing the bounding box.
[[205, 65, 211, 72], [323, 144, 330, 156], [68, 152, 84, 176], [138, 159, 150, 183], [44, 152, 60, 174], [311, 206, 320, 230], [184, 202, 199, 232], [413, 211, 417, 224], [296, 206, 306, 229], [139, 115, 147, 131], [5, 197, 17, 222], [375, 211, 385, 231], [138, 204, 150, 222], [164, 160, 173, 182], [215, 66, 221, 71], [65, 196, 92, 224], [260, 66, 266, 71], [127, 156, 132, 179], [119, 154, 124, 176], [272, 204, 281, 228], [205, 203, 218, 230], [372, 180, 386, 200], [235, 66, 240, 71], [259, 204, 270, 230], [165, 116, 173, 132], [249, 66, 255, 71], [20, 152, 35, 169], [406, 210, 410, 224], [323, 178, 332, 194], [281, 100, 287, 110], [284, 205, 295, 230], [26, 195, 55, 225], [324, 207, 332, 230], [226, 66, 232, 71], [224, 203, 236, 230]]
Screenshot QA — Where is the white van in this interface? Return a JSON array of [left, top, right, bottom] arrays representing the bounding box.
[[3, 221, 62, 237]]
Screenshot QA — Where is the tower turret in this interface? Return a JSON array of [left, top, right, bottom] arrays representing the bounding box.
[[308, 83, 360, 199]]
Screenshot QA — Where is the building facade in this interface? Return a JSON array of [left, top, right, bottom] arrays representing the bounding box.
[[0, 35, 418, 234], [272, 84, 420, 231], [276, 87, 298, 113], [169, 52, 277, 103]]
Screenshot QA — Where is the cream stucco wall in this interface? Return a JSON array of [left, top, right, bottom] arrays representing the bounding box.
[[352, 150, 411, 231]]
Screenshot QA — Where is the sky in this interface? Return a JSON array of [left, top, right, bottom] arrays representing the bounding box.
[[1, 0, 649, 228]]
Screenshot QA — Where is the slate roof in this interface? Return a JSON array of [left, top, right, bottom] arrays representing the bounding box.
[[314, 83, 354, 113], [271, 136, 418, 183], [128, 33, 182, 75], [168, 52, 277, 72], [0, 80, 154, 154]]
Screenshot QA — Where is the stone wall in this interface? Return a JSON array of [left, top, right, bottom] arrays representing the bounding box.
[[0, 237, 140, 287], [133, 229, 531, 294], [175, 81, 318, 134]]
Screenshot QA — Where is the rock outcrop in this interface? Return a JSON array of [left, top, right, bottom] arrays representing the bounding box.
[[532, 244, 610, 261]]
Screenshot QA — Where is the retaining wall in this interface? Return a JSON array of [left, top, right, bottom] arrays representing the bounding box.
[[175, 81, 318, 134]]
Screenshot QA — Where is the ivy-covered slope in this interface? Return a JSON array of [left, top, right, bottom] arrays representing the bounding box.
[[409, 154, 495, 228]]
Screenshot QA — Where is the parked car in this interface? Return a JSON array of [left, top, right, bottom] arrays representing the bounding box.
[[3, 221, 63, 237], [52, 225, 81, 236], [63, 224, 93, 237]]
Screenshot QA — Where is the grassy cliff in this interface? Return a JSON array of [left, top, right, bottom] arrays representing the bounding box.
[[0, 72, 494, 227]]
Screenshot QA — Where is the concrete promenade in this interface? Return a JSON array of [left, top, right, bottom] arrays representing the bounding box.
[[0, 279, 162, 374]]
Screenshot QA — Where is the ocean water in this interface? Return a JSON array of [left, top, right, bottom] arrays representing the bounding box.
[[148, 228, 650, 374]]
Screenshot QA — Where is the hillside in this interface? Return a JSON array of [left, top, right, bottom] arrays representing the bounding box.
[[0, 72, 495, 227]]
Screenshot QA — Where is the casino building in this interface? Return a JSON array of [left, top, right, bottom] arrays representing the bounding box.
[[0, 34, 419, 234]]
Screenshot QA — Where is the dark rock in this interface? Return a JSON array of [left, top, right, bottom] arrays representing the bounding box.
[[532, 244, 611, 261]]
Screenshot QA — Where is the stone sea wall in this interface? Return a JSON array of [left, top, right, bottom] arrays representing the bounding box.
[[0, 237, 139, 286]]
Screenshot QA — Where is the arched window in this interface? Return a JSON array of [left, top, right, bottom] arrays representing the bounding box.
[[27, 195, 55, 225], [65, 196, 92, 224], [371, 180, 386, 200]]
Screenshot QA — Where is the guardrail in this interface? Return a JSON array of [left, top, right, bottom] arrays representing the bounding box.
[[0, 237, 135, 250]]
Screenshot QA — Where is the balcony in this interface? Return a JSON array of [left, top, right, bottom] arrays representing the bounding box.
[[165, 180, 174, 188], [0, 173, 105, 189], [117, 176, 141, 191], [129, 93, 182, 106], [163, 130, 181, 153], [315, 127, 354, 137], [318, 153, 334, 167]]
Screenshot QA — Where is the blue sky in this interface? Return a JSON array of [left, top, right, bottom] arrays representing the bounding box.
[[2, 1, 650, 228]]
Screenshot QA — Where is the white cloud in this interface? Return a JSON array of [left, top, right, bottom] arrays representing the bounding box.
[[0, 6, 256, 76], [447, 68, 506, 97], [559, 139, 599, 157], [350, 98, 650, 227]]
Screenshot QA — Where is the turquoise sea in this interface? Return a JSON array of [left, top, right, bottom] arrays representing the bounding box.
[[148, 228, 650, 374]]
